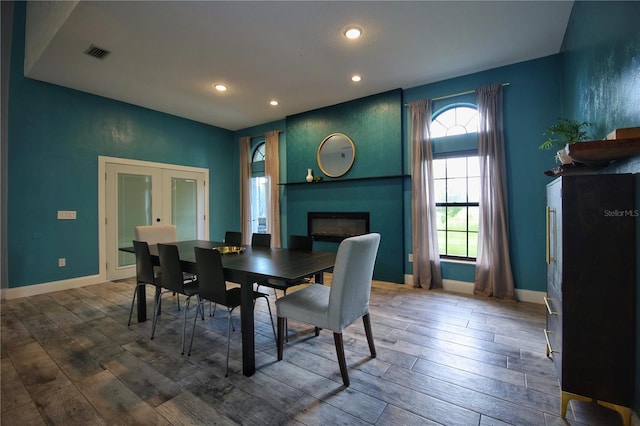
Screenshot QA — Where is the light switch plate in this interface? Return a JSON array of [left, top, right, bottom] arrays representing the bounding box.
[[57, 210, 77, 220]]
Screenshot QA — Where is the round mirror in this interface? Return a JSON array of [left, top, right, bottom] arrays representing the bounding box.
[[317, 133, 355, 177]]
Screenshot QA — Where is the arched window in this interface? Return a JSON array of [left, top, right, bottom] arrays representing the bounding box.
[[250, 141, 267, 234], [430, 105, 479, 260], [431, 105, 478, 138], [252, 142, 265, 163]]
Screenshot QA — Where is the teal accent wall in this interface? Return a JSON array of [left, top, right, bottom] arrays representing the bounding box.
[[287, 90, 403, 182], [285, 90, 404, 282], [404, 55, 563, 292], [560, 0, 640, 414], [561, 1, 640, 137], [8, 2, 236, 288]]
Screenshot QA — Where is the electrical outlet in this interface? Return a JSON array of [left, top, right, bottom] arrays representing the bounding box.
[[57, 210, 77, 220], [58, 258, 66, 267], [408, 253, 413, 262]]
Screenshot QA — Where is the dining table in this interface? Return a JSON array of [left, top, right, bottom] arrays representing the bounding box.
[[120, 239, 336, 376]]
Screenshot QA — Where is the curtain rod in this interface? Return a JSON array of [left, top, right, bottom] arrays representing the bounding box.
[[404, 82, 509, 106], [240, 129, 283, 140]]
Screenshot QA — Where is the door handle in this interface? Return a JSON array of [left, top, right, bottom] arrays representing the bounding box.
[[546, 207, 556, 264]]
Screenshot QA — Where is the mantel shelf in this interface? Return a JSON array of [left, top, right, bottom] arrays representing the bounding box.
[[566, 137, 640, 164], [280, 174, 410, 186]]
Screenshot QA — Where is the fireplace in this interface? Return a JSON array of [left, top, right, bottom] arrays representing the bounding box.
[[308, 212, 370, 242]]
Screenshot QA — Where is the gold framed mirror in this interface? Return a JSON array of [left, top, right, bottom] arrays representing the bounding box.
[[317, 133, 355, 177]]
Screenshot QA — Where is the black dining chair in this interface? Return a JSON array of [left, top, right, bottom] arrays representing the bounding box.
[[189, 247, 276, 376], [224, 231, 242, 246], [151, 244, 201, 355], [256, 235, 314, 340], [259, 235, 314, 298], [251, 232, 271, 248], [129, 240, 161, 326]]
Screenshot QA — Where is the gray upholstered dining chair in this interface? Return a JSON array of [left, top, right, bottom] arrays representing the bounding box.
[[189, 247, 276, 376], [275, 233, 381, 387], [151, 244, 200, 355], [135, 224, 178, 245]]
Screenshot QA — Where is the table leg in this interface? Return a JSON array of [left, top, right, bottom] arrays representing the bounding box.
[[240, 277, 256, 376]]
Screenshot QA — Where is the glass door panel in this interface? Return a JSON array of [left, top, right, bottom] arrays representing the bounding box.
[[117, 173, 153, 267], [171, 177, 197, 241]]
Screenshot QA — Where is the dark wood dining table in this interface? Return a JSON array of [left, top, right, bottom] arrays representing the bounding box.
[[120, 239, 336, 376]]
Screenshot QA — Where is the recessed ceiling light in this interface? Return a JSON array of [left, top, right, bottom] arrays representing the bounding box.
[[270, 100, 279, 106], [351, 75, 362, 82], [213, 84, 228, 92], [344, 26, 363, 40]]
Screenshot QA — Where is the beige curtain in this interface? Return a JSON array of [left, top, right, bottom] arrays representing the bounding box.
[[409, 99, 443, 289], [264, 130, 281, 248], [239, 136, 251, 245], [474, 84, 515, 300]]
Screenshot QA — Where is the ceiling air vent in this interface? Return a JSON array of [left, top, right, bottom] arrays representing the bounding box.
[[84, 44, 111, 60]]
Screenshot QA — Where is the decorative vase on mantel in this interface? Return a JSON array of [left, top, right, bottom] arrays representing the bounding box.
[[306, 168, 313, 182]]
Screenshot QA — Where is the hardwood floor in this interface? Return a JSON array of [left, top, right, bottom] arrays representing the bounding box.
[[0, 278, 630, 425]]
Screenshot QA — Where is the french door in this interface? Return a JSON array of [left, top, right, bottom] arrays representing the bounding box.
[[103, 158, 208, 280]]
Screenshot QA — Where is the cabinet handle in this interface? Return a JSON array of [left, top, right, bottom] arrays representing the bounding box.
[[546, 207, 556, 264], [543, 297, 558, 315], [543, 329, 558, 356]]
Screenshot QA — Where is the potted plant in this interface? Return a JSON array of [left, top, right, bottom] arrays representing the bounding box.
[[539, 118, 591, 164]]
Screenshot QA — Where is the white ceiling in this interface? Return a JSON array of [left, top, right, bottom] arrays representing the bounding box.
[[25, 1, 574, 131]]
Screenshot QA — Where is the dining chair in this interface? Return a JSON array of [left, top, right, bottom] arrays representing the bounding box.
[[261, 235, 314, 296], [256, 235, 314, 340], [135, 224, 194, 310], [189, 247, 276, 376], [129, 240, 161, 326], [151, 243, 201, 355], [224, 231, 242, 246], [276, 233, 381, 387], [251, 232, 271, 248], [134, 224, 178, 245]]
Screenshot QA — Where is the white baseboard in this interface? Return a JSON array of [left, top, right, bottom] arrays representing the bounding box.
[[2, 274, 105, 300], [404, 274, 545, 304]]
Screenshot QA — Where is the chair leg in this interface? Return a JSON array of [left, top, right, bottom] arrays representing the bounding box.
[[128, 284, 139, 327], [150, 290, 162, 340], [176, 293, 180, 311], [333, 332, 350, 387], [225, 307, 233, 377], [261, 296, 277, 343], [181, 296, 192, 355], [188, 298, 203, 356], [363, 313, 377, 358], [277, 317, 286, 360], [315, 327, 321, 336]]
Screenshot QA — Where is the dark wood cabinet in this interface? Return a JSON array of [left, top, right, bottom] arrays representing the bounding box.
[[545, 174, 636, 425]]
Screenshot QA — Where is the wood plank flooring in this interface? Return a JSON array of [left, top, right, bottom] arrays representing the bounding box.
[[0, 278, 631, 425]]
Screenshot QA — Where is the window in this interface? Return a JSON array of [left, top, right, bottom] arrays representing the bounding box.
[[434, 156, 479, 260], [251, 142, 267, 234], [431, 105, 478, 138], [431, 105, 479, 260], [252, 142, 265, 162]]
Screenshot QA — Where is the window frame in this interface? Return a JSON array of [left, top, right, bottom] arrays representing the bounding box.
[[430, 103, 479, 262], [433, 154, 479, 261]]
